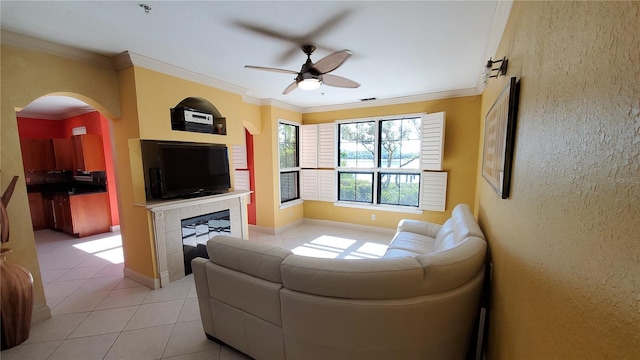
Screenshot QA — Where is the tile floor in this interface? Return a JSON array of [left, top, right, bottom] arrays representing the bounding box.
[[1, 222, 393, 360]]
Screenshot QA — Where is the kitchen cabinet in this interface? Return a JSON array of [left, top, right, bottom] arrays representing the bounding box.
[[52, 138, 73, 170], [42, 194, 55, 229], [72, 134, 106, 172], [52, 194, 73, 235], [27, 192, 47, 230], [52, 192, 110, 237], [20, 139, 54, 172]]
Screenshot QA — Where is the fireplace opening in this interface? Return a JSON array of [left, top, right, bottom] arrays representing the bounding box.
[[182, 209, 231, 275]]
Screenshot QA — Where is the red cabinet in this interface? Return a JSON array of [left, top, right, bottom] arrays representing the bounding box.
[[72, 134, 106, 172], [27, 192, 47, 230], [20, 139, 54, 172], [50, 192, 110, 237], [52, 138, 73, 171]]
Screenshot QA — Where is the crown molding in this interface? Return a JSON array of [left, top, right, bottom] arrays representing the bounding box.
[[300, 88, 479, 114], [1, 30, 115, 69], [259, 99, 304, 113], [114, 51, 249, 96], [241, 95, 262, 106]]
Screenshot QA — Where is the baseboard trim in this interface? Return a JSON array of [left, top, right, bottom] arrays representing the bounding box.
[[249, 219, 396, 237], [248, 224, 275, 235], [31, 304, 51, 324], [303, 218, 396, 236], [123, 267, 160, 289], [110, 225, 121, 232]]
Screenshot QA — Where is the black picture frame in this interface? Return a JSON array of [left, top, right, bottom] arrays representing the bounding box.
[[481, 76, 520, 199]]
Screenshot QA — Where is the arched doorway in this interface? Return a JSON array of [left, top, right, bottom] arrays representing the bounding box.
[[16, 93, 124, 306]]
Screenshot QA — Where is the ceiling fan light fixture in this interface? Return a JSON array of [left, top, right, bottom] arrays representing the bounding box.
[[298, 78, 322, 91]]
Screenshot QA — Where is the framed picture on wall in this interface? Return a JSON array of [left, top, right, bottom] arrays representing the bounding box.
[[482, 76, 520, 199]]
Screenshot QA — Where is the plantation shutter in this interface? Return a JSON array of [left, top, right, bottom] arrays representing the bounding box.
[[300, 125, 318, 168], [301, 169, 336, 202], [420, 171, 447, 212], [317, 123, 336, 168], [234, 170, 250, 191], [420, 112, 446, 171], [317, 170, 336, 201], [231, 144, 247, 169], [300, 170, 318, 200]]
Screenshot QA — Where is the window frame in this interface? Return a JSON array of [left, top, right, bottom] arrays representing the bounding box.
[[278, 120, 301, 205], [336, 114, 424, 209]]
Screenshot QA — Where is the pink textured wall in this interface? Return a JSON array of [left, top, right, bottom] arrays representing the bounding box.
[[478, 1, 640, 358]]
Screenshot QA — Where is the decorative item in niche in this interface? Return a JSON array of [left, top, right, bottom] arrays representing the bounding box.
[[214, 119, 226, 135], [482, 76, 520, 199]]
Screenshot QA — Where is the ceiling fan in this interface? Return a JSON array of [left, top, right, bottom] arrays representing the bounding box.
[[245, 45, 360, 94]]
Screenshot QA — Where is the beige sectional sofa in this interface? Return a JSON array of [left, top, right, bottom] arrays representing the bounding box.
[[192, 203, 487, 360]]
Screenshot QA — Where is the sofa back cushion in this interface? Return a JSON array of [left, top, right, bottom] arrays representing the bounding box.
[[434, 204, 485, 252], [281, 255, 426, 299], [207, 235, 292, 283]]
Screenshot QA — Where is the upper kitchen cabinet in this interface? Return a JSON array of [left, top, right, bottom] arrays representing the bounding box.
[[20, 138, 54, 172], [72, 134, 106, 171], [52, 138, 73, 171]]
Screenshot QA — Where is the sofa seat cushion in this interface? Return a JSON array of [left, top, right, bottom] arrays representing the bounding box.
[[383, 231, 435, 258]]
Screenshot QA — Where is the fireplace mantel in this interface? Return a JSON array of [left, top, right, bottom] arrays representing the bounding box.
[[142, 191, 251, 287]]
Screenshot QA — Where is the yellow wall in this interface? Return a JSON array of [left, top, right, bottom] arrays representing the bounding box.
[[0, 44, 121, 310], [252, 105, 304, 229], [117, 65, 262, 279], [477, 2, 640, 358], [303, 96, 481, 228]]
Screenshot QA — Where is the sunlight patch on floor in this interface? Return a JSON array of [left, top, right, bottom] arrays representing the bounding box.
[[291, 235, 386, 259], [72, 234, 124, 264]]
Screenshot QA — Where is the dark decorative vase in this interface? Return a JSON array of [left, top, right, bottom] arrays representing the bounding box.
[[0, 248, 34, 350]]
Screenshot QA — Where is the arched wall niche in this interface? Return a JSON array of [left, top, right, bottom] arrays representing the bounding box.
[[174, 97, 221, 118], [173, 97, 226, 134]]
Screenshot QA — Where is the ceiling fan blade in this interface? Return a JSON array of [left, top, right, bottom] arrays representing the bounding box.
[[234, 21, 299, 44], [283, 82, 298, 94], [322, 74, 360, 88], [244, 65, 298, 75], [312, 50, 353, 74]]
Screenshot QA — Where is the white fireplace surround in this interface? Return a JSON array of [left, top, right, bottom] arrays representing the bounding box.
[[145, 191, 251, 287]]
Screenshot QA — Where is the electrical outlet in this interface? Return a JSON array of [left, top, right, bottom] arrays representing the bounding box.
[[371, 214, 376, 221], [289, 211, 293, 217]]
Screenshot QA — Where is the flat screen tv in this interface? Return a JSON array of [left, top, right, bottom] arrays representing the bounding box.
[[144, 140, 230, 199]]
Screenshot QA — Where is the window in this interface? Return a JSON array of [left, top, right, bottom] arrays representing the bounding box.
[[279, 122, 300, 203], [338, 116, 422, 207]]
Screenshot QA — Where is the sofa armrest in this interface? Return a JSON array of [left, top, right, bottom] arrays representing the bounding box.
[[191, 257, 215, 337], [416, 236, 487, 294], [397, 219, 441, 238], [207, 235, 292, 283]]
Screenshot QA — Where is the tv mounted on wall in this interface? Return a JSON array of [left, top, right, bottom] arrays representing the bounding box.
[[141, 140, 231, 199]]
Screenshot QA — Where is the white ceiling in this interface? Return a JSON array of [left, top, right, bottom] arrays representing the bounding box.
[[1, 1, 510, 117]]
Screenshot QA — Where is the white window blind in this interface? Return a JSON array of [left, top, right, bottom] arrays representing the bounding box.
[[420, 112, 446, 171], [420, 171, 447, 212]]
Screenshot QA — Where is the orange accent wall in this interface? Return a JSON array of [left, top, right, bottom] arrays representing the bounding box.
[[17, 117, 66, 138], [245, 129, 256, 225]]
